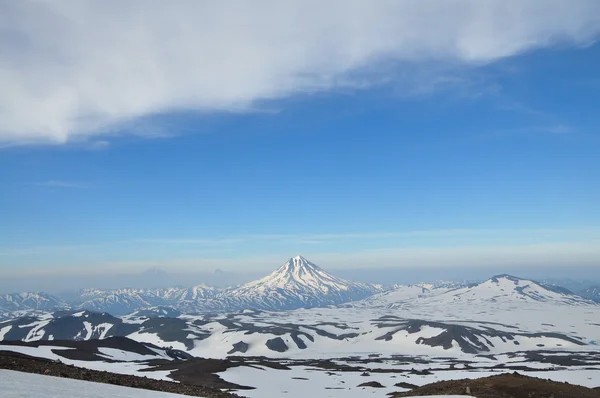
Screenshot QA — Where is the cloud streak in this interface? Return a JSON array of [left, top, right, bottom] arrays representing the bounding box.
[[2, 227, 598, 258], [30, 180, 91, 189], [1, 0, 599, 144], [2, 240, 599, 278]]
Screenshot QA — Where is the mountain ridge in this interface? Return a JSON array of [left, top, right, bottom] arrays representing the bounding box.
[[579, 286, 600, 302], [350, 273, 598, 309]]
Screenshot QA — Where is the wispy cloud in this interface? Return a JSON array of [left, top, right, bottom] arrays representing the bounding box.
[[30, 180, 91, 189], [134, 230, 484, 246], [134, 227, 600, 246], [1, 227, 598, 280], [482, 97, 576, 137], [482, 124, 574, 139], [2, 240, 599, 278], [499, 101, 560, 121], [88, 140, 110, 150], [539, 124, 573, 134], [0, 1, 599, 145], [2, 227, 599, 258]]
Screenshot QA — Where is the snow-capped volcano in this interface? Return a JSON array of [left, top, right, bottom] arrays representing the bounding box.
[[225, 255, 384, 310], [240, 255, 360, 293]]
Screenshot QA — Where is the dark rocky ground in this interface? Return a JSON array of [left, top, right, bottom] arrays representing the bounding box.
[[389, 372, 600, 398], [0, 350, 241, 397]]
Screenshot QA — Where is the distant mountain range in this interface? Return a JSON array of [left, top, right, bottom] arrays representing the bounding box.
[[1, 256, 384, 315], [535, 277, 600, 295], [0, 292, 67, 313], [1, 256, 598, 318], [579, 286, 600, 302], [348, 273, 598, 309]]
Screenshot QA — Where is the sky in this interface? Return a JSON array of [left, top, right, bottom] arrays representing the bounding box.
[[1, 1, 599, 285]]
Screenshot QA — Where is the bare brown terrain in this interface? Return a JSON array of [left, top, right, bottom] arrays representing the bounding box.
[[390, 372, 600, 398]]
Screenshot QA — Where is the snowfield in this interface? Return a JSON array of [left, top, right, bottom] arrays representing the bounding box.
[[0, 370, 195, 398], [217, 365, 486, 397]]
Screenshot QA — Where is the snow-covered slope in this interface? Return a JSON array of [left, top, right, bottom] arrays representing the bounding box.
[[351, 284, 456, 308], [433, 274, 595, 306], [0, 310, 134, 342], [0, 370, 190, 398], [355, 274, 596, 310], [3, 297, 599, 358]]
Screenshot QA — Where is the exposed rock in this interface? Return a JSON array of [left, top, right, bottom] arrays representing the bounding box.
[[394, 382, 418, 389], [358, 381, 385, 388], [265, 337, 288, 352], [227, 342, 248, 355]]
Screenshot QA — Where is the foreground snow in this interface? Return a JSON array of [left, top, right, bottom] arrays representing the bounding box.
[[0, 369, 194, 398]]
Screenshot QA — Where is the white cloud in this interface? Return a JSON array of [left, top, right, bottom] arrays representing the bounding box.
[[1, 0, 599, 145]]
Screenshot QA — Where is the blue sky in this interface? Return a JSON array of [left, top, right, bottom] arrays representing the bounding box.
[[1, 2, 599, 277]]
